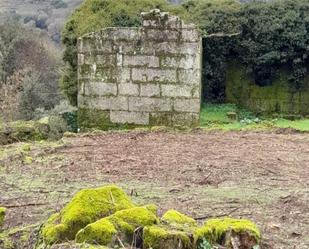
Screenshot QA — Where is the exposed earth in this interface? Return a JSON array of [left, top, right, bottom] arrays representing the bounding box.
[[0, 130, 308, 248]]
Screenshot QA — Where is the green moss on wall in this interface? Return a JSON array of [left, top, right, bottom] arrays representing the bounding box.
[[77, 108, 150, 131], [77, 108, 114, 131], [226, 63, 309, 115]]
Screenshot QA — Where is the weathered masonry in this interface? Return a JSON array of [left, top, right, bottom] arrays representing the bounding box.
[[77, 9, 202, 129]]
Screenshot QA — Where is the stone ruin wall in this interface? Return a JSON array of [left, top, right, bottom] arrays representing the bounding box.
[[77, 9, 202, 129]]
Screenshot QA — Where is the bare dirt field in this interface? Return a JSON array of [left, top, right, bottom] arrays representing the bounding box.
[[1, 130, 308, 248]]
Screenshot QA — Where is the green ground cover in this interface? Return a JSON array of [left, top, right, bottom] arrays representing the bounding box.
[[200, 104, 309, 132]]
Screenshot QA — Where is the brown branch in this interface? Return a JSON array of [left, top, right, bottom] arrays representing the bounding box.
[[3, 202, 49, 208], [194, 207, 240, 221]]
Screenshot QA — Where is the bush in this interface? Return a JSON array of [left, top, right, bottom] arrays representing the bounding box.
[[48, 115, 69, 140], [184, 0, 309, 102], [0, 20, 62, 121], [61, 0, 183, 106]]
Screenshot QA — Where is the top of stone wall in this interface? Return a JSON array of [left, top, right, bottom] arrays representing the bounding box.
[[143, 9, 196, 30], [80, 9, 197, 39]]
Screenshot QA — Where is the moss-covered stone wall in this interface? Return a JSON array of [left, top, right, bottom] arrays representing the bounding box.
[[226, 63, 309, 116], [77, 9, 202, 130]]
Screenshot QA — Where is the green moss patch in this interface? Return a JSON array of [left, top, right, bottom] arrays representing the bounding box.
[[0, 120, 49, 145], [162, 210, 197, 227], [0, 208, 6, 227], [195, 217, 261, 246], [42, 185, 261, 249], [143, 225, 194, 249], [42, 185, 134, 244], [76, 206, 159, 245]]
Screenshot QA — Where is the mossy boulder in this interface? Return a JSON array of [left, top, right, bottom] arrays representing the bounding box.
[[162, 210, 197, 227], [143, 225, 195, 249], [195, 217, 261, 248], [41, 185, 261, 249], [76, 206, 159, 246], [42, 185, 134, 244], [0, 120, 49, 145], [0, 207, 6, 227]]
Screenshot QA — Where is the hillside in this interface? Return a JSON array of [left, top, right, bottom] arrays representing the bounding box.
[[0, 0, 83, 42]]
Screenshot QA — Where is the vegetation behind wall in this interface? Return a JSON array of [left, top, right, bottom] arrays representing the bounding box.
[[62, 0, 309, 115], [184, 0, 309, 115]]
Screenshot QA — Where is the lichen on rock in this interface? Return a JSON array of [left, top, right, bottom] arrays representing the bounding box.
[[42, 185, 134, 244]]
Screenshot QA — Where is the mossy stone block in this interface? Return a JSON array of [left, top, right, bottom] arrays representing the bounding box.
[[143, 225, 194, 249]]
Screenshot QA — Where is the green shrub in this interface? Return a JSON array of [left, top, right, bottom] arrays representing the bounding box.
[[183, 0, 309, 103]]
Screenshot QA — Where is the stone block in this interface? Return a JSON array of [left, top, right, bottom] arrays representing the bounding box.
[[149, 112, 173, 126], [179, 43, 200, 55], [123, 55, 159, 68], [173, 99, 200, 113], [104, 28, 141, 41], [116, 40, 146, 55], [161, 55, 200, 70], [129, 97, 172, 112], [110, 111, 149, 125], [96, 54, 116, 67], [78, 54, 85, 65], [144, 42, 179, 55], [146, 29, 180, 41], [172, 113, 197, 127], [78, 108, 112, 130], [132, 68, 177, 83], [161, 85, 193, 98], [178, 69, 201, 85], [118, 83, 139, 96], [140, 84, 160, 97], [79, 38, 113, 53], [182, 29, 199, 42], [82, 96, 128, 111], [92, 68, 115, 82], [84, 82, 117, 96], [114, 67, 131, 83], [143, 15, 182, 30]]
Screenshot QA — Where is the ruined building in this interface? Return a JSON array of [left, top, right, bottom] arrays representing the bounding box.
[[77, 9, 201, 129]]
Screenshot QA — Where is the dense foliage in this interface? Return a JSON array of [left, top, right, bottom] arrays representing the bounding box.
[[184, 0, 309, 102], [61, 0, 183, 106]]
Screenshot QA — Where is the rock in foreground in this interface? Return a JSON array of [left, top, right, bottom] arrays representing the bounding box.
[[40, 185, 261, 249]]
